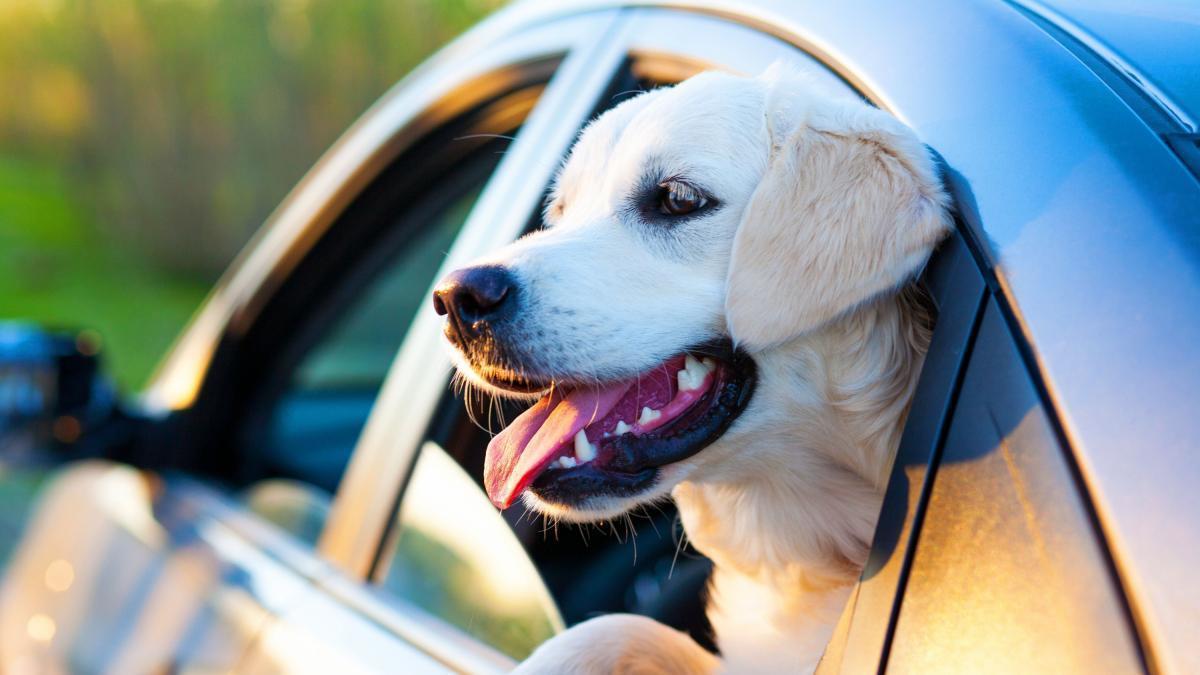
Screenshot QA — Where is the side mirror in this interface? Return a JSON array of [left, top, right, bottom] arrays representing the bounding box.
[[0, 322, 118, 459]]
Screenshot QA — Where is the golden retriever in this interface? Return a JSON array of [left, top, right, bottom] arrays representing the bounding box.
[[432, 65, 951, 673]]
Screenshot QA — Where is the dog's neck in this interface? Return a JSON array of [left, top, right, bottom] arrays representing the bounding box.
[[675, 287, 932, 584]]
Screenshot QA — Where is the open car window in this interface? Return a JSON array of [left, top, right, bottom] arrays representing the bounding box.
[[364, 14, 867, 661]]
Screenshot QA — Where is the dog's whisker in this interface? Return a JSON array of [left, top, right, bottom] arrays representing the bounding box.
[[667, 514, 691, 581], [624, 514, 638, 566], [610, 88, 645, 103], [453, 132, 516, 142]]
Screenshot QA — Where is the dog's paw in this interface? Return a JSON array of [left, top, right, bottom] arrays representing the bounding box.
[[514, 614, 719, 675]]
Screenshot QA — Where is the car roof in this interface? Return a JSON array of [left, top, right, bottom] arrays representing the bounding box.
[[499, 0, 1199, 669]]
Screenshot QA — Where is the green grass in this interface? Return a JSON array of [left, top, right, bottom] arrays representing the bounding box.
[[0, 156, 210, 391]]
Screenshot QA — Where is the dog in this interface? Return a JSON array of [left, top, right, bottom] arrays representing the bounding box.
[[432, 65, 951, 673]]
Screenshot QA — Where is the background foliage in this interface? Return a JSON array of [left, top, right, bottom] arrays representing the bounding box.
[[0, 0, 502, 389]]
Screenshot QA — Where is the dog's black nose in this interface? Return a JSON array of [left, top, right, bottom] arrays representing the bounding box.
[[432, 266, 515, 337]]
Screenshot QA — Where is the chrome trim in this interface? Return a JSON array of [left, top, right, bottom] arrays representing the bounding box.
[[620, 7, 853, 94], [318, 10, 633, 578], [1009, 0, 1197, 133]]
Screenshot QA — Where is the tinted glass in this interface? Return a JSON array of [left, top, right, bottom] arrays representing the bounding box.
[[260, 187, 478, 490]]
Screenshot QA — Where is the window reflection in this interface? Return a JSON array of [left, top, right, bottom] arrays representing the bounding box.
[[381, 442, 563, 660]]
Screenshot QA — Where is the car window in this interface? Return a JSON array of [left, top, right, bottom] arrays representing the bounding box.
[[360, 25, 872, 656], [885, 301, 1143, 672]]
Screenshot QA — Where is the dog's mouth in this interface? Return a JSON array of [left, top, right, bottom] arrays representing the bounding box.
[[483, 341, 756, 510]]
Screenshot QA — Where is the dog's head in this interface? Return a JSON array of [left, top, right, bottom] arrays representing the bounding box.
[[432, 69, 949, 521]]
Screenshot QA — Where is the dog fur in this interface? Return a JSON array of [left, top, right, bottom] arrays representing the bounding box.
[[441, 67, 951, 673]]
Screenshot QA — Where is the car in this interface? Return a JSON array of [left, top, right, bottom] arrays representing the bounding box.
[[1, 0, 1198, 672]]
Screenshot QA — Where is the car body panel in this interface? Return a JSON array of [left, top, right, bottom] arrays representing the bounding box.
[[0, 462, 287, 672], [1031, 0, 1200, 131]]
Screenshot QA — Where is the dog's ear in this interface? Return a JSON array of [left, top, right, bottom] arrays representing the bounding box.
[[725, 78, 951, 351]]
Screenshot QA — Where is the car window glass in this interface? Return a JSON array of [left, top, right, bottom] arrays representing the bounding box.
[[291, 191, 476, 393], [380, 441, 564, 660], [260, 186, 479, 487]]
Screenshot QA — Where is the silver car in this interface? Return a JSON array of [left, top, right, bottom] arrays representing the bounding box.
[[1, 0, 1197, 672]]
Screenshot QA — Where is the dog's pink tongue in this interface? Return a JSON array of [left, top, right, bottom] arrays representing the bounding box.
[[484, 380, 633, 509]]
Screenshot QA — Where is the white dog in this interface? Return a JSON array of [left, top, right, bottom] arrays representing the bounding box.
[[432, 66, 951, 673]]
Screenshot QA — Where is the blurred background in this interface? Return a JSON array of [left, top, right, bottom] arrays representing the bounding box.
[[0, 0, 503, 392]]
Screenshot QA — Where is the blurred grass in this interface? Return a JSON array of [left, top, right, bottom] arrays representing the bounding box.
[[0, 0, 502, 390], [0, 155, 211, 387]]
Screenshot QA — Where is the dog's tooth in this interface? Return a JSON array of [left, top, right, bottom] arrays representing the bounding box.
[[615, 420, 631, 435], [678, 355, 710, 391], [678, 368, 700, 392], [560, 455, 577, 469], [638, 407, 661, 425], [574, 430, 596, 463]]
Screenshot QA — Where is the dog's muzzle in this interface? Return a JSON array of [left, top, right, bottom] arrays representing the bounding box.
[[433, 265, 757, 512]]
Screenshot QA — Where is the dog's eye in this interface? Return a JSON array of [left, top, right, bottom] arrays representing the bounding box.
[[657, 180, 708, 216]]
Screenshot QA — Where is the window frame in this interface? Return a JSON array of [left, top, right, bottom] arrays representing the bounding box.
[[314, 8, 636, 578]]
